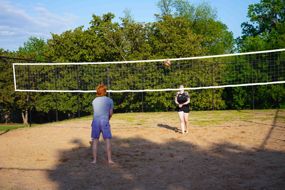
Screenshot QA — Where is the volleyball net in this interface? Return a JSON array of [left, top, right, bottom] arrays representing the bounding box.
[[13, 48, 285, 93]]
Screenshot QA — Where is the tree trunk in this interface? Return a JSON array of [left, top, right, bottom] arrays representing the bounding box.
[[22, 109, 29, 126]]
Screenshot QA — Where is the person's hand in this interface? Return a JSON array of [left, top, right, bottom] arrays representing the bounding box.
[[179, 104, 183, 108]]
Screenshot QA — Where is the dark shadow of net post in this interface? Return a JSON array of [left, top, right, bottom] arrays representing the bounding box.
[[48, 136, 285, 190], [260, 109, 285, 149], [0, 130, 10, 136]]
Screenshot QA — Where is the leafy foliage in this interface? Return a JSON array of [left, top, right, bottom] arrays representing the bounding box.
[[231, 0, 285, 109], [2, 0, 284, 124]]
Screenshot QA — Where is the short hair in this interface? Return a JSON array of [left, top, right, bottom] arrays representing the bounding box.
[[96, 84, 107, 96]]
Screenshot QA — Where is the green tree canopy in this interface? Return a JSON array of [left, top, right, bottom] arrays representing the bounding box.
[[237, 0, 285, 51]]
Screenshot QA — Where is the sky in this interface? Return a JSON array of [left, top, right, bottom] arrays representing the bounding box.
[[0, 0, 260, 51]]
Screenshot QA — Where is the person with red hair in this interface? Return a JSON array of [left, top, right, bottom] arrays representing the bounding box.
[[91, 84, 114, 164]]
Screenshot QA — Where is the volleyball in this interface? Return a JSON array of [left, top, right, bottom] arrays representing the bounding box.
[[163, 59, 171, 67]]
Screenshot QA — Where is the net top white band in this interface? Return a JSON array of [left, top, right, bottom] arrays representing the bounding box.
[[13, 48, 285, 66]]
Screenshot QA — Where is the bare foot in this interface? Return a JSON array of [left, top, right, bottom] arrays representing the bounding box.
[[91, 160, 97, 164], [108, 160, 115, 164]]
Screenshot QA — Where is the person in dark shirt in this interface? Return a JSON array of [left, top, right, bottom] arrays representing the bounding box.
[[175, 85, 190, 134]]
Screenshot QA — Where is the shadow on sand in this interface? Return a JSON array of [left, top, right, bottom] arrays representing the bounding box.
[[48, 136, 285, 190], [259, 109, 285, 149], [157, 124, 180, 133], [0, 130, 10, 136]]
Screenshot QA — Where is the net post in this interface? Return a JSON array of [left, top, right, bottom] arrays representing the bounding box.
[[12, 63, 17, 91]]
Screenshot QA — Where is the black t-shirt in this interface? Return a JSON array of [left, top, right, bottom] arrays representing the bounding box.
[[177, 92, 189, 104]]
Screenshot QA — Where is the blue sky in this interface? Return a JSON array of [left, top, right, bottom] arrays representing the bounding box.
[[0, 0, 260, 51]]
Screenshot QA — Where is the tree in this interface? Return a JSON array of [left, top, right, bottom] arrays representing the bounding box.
[[154, 0, 233, 110], [237, 0, 285, 51], [0, 49, 15, 123], [18, 37, 47, 62], [233, 0, 285, 109], [0, 48, 38, 125], [157, 0, 233, 55], [15, 37, 47, 125]]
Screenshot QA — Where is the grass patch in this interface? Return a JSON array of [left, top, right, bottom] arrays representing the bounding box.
[[1, 109, 283, 131], [0, 124, 26, 131]]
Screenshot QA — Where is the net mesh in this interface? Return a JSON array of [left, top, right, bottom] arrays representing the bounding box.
[[13, 49, 285, 93]]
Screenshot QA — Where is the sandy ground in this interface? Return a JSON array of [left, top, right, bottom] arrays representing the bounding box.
[[0, 110, 284, 190]]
